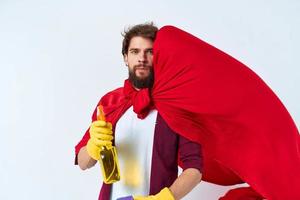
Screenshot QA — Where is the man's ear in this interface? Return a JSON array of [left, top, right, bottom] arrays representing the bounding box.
[[123, 54, 128, 66]]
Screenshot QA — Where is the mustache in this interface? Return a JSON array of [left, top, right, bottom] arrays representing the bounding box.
[[134, 64, 150, 69]]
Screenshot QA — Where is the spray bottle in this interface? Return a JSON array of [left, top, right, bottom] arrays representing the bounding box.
[[97, 105, 121, 184]]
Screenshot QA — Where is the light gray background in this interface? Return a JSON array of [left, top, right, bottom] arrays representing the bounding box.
[[0, 0, 299, 199]]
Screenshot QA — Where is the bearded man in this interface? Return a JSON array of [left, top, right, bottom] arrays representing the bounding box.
[[75, 23, 300, 200], [75, 23, 203, 200]]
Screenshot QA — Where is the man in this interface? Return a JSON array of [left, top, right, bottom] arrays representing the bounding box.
[[75, 23, 203, 200], [76, 24, 300, 200]]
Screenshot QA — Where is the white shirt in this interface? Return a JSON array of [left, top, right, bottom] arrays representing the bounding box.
[[110, 107, 158, 200]]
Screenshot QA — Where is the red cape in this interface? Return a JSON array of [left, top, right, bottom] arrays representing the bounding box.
[[152, 26, 300, 199], [76, 26, 300, 199]]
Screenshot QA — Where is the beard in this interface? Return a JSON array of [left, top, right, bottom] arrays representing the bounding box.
[[128, 65, 154, 89]]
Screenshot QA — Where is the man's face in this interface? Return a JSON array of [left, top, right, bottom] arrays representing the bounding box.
[[124, 36, 154, 89]]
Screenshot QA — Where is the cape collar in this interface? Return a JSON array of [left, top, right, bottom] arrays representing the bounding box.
[[123, 79, 154, 119]]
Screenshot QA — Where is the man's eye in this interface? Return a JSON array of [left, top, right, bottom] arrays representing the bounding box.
[[146, 50, 153, 54], [131, 50, 138, 54]]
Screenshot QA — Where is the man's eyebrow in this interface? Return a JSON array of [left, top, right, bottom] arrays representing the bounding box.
[[129, 48, 139, 51], [129, 48, 153, 52]]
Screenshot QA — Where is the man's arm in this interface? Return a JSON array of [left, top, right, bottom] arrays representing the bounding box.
[[169, 168, 202, 200], [167, 133, 203, 200], [77, 120, 113, 170], [135, 168, 201, 200], [77, 146, 97, 170]]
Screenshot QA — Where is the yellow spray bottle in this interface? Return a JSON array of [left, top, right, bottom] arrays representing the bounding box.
[[97, 105, 121, 184]]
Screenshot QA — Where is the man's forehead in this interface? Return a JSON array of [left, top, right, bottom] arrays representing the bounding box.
[[129, 36, 153, 49]]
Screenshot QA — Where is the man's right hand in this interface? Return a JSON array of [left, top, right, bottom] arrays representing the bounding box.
[[86, 120, 113, 160]]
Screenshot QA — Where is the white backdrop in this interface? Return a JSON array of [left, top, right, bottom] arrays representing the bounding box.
[[0, 0, 299, 199]]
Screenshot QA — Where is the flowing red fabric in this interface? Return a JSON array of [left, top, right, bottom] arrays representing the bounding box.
[[76, 26, 300, 200], [151, 26, 300, 199]]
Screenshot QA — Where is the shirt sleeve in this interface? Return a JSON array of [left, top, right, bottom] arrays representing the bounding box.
[[178, 135, 203, 173]]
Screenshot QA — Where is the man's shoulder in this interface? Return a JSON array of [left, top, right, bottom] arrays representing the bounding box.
[[99, 87, 125, 105]]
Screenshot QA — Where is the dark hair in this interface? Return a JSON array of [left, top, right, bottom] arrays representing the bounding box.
[[121, 22, 158, 56]]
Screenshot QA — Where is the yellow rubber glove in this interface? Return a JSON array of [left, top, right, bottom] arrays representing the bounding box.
[[86, 120, 113, 160], [134, 188, 175, 200]]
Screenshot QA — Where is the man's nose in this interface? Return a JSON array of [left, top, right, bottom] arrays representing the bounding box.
[[138, 52, 147, 63]]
